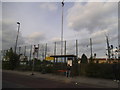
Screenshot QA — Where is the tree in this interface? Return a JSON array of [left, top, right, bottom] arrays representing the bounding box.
[[3, 47, 20, 70], [81, 54, 88, 63]]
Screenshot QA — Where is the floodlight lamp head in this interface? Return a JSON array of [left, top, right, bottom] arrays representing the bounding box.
[[17, 22, 20, 25]]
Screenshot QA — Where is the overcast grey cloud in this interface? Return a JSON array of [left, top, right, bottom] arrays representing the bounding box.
[[66, 2, 118, 56], [67, 2, 118, 32], [2, 2, 118, 58], [39, 2, 58, 11], [2, 19, 25, 50], [25, 32, 46, 45]]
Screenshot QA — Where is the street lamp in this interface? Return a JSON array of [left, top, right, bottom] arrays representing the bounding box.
[[14, 22, 20, 54]]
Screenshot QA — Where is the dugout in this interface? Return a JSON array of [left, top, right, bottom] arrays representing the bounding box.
[[50, 55, 79, 76]]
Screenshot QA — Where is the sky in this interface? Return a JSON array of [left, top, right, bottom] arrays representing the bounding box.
[[1, 0, 119, 58]]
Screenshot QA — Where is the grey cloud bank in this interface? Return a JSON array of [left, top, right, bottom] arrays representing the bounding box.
[[2, 20, 25, 50], [1, 2, 118, 58]]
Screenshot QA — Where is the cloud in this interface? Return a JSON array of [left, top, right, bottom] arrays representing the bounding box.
[[66, 2, 118, 57], [66, 2, 118, 45], [2, 19, 25, 50], [67, 2, 118, 32], [25, 32, 46, 45], [39, 2, 57, 11], [51, 37, 61, 42]]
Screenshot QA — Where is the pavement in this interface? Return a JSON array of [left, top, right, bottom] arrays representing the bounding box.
[[2, 70, 119, 88]]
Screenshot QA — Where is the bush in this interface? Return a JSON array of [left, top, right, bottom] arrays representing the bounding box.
[[2, 61, 11, 70]]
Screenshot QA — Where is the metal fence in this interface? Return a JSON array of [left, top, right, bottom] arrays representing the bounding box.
[[7, 37, 118, 61]]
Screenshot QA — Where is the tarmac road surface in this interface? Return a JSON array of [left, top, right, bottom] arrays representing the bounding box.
[[2, 71, 99, 88]]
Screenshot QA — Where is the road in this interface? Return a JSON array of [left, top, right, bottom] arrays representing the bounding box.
[[2, 71, 98, 88]]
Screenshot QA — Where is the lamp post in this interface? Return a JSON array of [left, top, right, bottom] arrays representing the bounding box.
[[31, 45, 39, 75], [14, 22, 20, 54]]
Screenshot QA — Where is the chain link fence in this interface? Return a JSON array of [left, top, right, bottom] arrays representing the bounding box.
[[4, 37, 116, 62]]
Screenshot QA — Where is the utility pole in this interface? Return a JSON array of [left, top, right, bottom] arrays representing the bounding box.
[[61, 0, 64, 55], [14, 22, 20, 54]]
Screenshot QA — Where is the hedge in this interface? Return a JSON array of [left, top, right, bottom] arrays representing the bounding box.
[[79, 63, 120, 79]]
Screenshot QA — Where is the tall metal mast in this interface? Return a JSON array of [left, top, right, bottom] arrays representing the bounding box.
[[61, 0, 64, 55], [90, 38, 93, 61], [106, 35, 111, 59]]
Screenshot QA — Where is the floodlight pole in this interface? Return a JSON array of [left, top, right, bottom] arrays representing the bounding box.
[[14, 22, 20, 54], [106, 35, 111, 59], [61, 0, 64, 55], [90, 38, 93, 61]]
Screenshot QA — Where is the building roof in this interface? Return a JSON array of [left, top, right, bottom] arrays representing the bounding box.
[[50, 54, 77, 58]]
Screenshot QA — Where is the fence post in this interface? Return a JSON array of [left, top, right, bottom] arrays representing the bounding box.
[[37, 44, 39, 60], [54, 42, 56, 63], [29, 45, 32, 61], [64, 40, 66, 63], [24, 46, 26, 57], [19, 47, 21, 55], [45, 43, 47, 59]]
